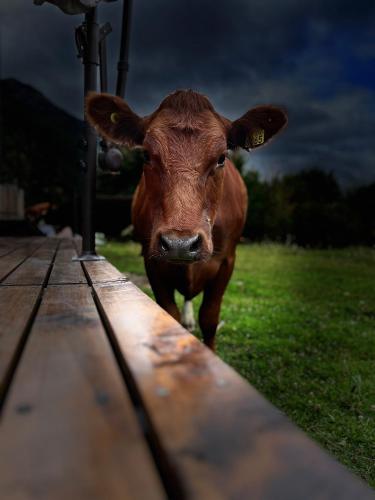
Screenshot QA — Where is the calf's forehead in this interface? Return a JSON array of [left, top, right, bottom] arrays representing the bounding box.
[[144, 109, 227, 161]]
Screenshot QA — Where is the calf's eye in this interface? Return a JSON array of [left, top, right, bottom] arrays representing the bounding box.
[[217, 154, 226, 168], [142, 149, 150, 164]]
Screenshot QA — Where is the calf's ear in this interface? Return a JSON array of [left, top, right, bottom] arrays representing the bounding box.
[[85, 92, 144, 146], [227, 105, 287, 150]]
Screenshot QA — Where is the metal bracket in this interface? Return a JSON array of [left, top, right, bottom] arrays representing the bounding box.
[[99, 21, 112, 40], [72, 253, 106, 262], [75, 23, 88, 59]]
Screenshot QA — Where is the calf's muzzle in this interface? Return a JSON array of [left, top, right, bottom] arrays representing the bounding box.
[[159, 233, 202, 262]]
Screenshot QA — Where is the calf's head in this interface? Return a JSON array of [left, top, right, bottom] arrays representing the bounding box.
[[86, 90, 287, 262]]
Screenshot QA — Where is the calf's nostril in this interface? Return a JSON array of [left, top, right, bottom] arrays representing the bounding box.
[[189, 235, 201, 253], [159, 235, 170, 252]]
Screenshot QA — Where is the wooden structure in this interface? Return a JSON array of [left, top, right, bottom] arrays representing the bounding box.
[[0, 184, 24, 221], [0, 237, 373, 499]]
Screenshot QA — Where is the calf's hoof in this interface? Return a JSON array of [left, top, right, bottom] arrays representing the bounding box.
[[181, 300, 196, 332]]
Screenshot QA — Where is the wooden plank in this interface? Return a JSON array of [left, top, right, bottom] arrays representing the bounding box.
[[0, 286, 41, 399], [0, 239, 44, 282], [93, 279, 374, 500], [0, 238, 47, 258], [49, 239, 86, 285], [0, 285, 164, 500], [0, 238, 22, 257], [84, 259, 126, 284], [0, 247, 17, 258], [2, 238, 59, 285]]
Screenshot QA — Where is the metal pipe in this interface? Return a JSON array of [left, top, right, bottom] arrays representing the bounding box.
[[81, 7, 99, 256], [99, 22, 112, 93], [116, 0, 132, 98], [99, 37, 108, 93]]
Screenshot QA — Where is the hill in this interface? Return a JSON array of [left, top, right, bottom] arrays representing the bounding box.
[[0, 78, 83, 207]]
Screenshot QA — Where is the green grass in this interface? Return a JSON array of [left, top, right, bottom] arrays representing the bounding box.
[[100, 241, 375, 487]]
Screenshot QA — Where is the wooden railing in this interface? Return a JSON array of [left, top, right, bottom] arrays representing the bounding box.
[[0, 237, 373, 499]]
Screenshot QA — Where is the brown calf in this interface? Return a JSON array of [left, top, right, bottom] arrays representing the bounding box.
[[86, 90, 287, 349]]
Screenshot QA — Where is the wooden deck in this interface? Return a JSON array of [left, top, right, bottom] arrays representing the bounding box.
[[0, 237, 373, 499]]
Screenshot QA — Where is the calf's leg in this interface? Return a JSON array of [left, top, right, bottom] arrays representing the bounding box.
[[153, 287, 180, 322], [145, 262, 180, 322], [199, 256, 235, 350], [181, 299, 196, 331]]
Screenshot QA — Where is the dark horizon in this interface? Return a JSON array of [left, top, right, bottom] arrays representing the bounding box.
[[1, 0, 375, 187]]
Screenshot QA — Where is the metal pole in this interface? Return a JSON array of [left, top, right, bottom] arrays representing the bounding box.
[[99, 22, 112, 93], [99, 36, 108, 93], [116, 0, 132, 98], [79, 7, 104, 259]]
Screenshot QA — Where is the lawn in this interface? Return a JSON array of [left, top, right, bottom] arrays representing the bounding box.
[[100, 241, 375, 487]]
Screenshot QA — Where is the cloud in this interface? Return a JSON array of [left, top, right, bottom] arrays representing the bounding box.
[[1, 0, 375, 186]]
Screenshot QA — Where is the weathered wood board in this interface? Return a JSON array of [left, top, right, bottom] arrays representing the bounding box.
[[0, 239, 44, 282], [0, 238, 373, 500], [0, 286, 41, 400], [92, 278, 375, 500], [48, 239, 86, 284], [0, 285, 164, 500], [2, 238, 59, 285]]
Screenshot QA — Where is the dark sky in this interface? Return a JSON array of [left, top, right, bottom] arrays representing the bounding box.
[[2, 0, 375, 186]]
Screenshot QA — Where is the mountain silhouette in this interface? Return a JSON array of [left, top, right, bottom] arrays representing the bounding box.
[[1, 78, 83, 207]]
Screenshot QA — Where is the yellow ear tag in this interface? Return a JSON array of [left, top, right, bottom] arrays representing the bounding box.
[[250, 128, 265, 147], [110, 112, 119, 124]]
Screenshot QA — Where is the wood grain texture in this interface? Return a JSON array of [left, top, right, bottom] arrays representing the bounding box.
[[0, 238, 22, 258], [2, 238, 59, 285], [0, 247, 18, 258], [0, 286, 41, 398], [0, 285, 164, 500], [0, 239, 44, 282], [49, 239, 86, 285], [83, 259, 127, 284], [0, 238, 40, 258], [94, 280, 374, 500]]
